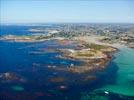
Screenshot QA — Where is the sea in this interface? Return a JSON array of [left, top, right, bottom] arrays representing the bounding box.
[[0, 25, 134, 100]]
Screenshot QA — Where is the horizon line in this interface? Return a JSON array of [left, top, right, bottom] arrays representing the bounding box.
[[1, 22, 134, 25]]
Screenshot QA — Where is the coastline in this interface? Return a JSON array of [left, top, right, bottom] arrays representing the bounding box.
[[0, 34, 118, 74]]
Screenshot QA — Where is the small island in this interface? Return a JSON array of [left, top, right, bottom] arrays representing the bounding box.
[[54, 39, 117, 73]]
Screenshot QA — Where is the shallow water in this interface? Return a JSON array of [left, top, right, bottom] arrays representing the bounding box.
[[99, 47, 134, 97]]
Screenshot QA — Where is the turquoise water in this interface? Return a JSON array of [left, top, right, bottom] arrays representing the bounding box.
[[100, 47, 134, 97]]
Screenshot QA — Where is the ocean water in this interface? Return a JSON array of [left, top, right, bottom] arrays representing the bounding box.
[[0, 25, 134, 100]]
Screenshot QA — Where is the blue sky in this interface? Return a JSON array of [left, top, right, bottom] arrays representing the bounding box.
[[0, 0, 134, 23]]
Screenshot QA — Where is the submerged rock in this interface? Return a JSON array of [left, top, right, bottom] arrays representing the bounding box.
[[56, 85, 68, 92], [11, 86, 24, 91], [49, 77, 65, 83]]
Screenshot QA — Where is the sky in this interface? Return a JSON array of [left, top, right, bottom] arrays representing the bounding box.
[[0, 0, 134, 23]]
